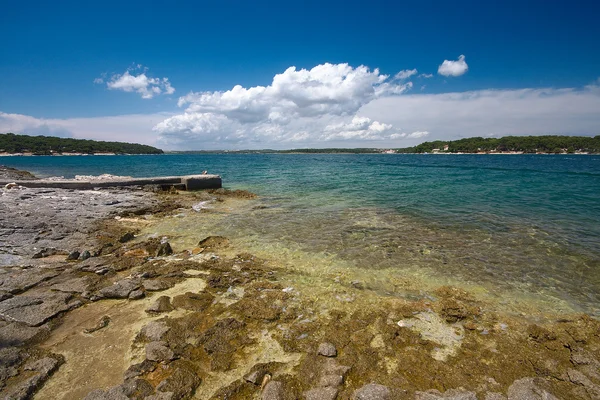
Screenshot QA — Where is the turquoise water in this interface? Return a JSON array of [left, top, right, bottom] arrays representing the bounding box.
[[4, 154, 600, 315]]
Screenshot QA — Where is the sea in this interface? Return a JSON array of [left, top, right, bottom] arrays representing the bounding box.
[[4, 153, 600, 317]]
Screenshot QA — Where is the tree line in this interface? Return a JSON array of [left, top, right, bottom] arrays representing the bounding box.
[[0, 133, 163, 155], [396, 135, 600, 154]]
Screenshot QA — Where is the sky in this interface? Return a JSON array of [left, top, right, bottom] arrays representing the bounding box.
[[1, 0, 599, 150]]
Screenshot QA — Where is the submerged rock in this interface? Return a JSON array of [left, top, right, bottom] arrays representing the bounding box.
[[155, 367, 201, 398], [83, 315, 111, 334], [146, 296, 173, 314]]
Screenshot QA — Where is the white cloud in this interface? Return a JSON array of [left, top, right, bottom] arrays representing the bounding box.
[[101, 65, 175, 99], [360, 82, 600, 142], [437, 55, 468, 77], [395, 69, 418, 80], [155, 63, 415, 148], [419, 73, 433, 78]]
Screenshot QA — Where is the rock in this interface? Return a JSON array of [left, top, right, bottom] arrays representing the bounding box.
[[415, 389, 477, 399], [507, 378, 560, 400], [78, 257, 109, 273], [145, 393, 174, 400], [121, 378, 154, 398], [244, 365, 270, 385], [0, 321, 48, 347], [124, 359, 157, 380], [84, 315, 111, 334], [0, 348, 23, 386], [79, 250, 91, 260], [119, 232, 135, 243], [155, 367, 201, 398], [156, 242, 173, 257], [146, 296, 173, 314], [140, 321, 170, 341], [98, 279, 140, 299], [321, 358, 350, 377], [3, 357, 62, 400], [129, 289, 145, 300], [145, 341, 175, 362], [262, 380, 284, 400], [318, 374, 343, 387], [304, 387, 339, 400], [484, 393, 506, 400], [66, 251, 81, 261], [0, 268, 59, 294], [143, 279, 174, 291], [197, 236, 230, 250], [0, 292, 72, 326], [84, 386, 129, 400], [318, 342, 337, 357], [50, 277, 95, 293], [567, 369, 600, 398], [353, 383, 391, 400], [32, 247, 67, 259]]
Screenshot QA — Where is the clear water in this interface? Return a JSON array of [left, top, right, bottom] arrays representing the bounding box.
[[4, 154, 600, 315]]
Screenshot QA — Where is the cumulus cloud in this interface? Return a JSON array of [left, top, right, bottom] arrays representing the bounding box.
[[437, 55, 468, 77], [155, 63, 415, 148], [419, 73, 433, 78], [395, 69, 418, 80], [99, 65, 175, 99]]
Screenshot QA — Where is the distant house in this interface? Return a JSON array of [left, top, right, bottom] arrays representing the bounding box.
[[443, 144, 449, 151]]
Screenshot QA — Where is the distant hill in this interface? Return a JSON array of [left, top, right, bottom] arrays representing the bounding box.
[[0, 133, 163, 155], [396, 135, 600, 154]]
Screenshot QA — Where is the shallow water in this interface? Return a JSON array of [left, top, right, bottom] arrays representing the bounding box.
[[6, 153, 600, 316]]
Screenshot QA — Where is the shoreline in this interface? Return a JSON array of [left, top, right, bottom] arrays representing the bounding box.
[[0, 173, 599, 399]]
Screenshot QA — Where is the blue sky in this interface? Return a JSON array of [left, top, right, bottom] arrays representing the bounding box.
[[1, 0, 599, 149]]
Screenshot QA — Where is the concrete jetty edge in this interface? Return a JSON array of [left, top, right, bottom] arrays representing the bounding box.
[[0, 174, 222, 191]]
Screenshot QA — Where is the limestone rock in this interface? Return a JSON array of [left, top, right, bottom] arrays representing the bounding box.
[[145, 341, 175, 362], [98, 279, 140, 299], [262, 380, 284, 400], [318, 342, 337, 357], [146, 296, 173, 314], [304, 387, 339, 400], [353, 383, 391, 400]]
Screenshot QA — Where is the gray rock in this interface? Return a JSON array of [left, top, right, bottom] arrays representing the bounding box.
[[262, 380, 284, 400], [318, 374, 343, 387], [66, 250, 80, 260], [156, 367, 201, 398], [121, 378, 154, 398], [84, 386, 129, 400], [317, 342, 337, 357], [415, 389, 477, 400], [304, 387, 339, 400], [119, 232, 135, 243], [98, 279, 140, 299], [3, 357, 62, 400], [245, 369, 268, 385], [32, 248, 66, 259], [83, 315, 111, 334], [321, 358, 350, 377], [143, 279, 174, 292], [50, 276, 95, 293], [0, 268, 59, 294], [145, 393, 174, 400], [156, 242, 173, 257], [146, 296, 173, 314], [353, 383, 391, 400], [123, 359, 156, 380], [146, 341, 175, 362], [0, 321, 48, 347], [484, 393, 507, 400], [0, 347, 23, 385], [0, 292, 72, 326], [567, 369, 600, 398], [141, 321, 170, 341], [129, 289, 145, 300], [79, 250, 92, 260], [507, 378, 560, 400], [78, 257, 109, 273]]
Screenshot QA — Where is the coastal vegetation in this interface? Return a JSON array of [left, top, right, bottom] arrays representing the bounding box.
[[396, 135, 600, 154], [0, 133, 163, 155]]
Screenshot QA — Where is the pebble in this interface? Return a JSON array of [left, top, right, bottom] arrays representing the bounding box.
[[318, 342, 337, 357]]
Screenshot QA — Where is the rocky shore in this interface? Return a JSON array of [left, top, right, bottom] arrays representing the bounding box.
[[0, 171, 599, 399]]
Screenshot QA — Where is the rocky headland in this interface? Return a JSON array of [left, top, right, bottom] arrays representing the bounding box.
[[0, 171, 599, 400]]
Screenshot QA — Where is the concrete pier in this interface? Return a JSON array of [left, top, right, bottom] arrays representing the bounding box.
[[0, 174, 222, 191]]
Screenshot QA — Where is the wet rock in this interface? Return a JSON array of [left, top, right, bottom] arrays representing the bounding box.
[[143, 279, 174, 292], [198, 235, 230, 250], [79, 250, 92, 260], [353, 383, 391, 400], [0, 321, 48, 347], [141, 321, 170, 341], [416, 388, 477, 399], [83, 315, 111, 334], [318, 342, 337, 357], [318, 374, 343, 387], [98, 279, 140, 299], [129, 289, 145, 300], [262, 380, 284, 400], [172, 292, 214, 311], [119, 232, 135, 243], [156, 242, 173, 257], [146, 296, 173, 314], [84, 385, 129, 400], [155, 366, 201, 398], [146, 341, 175, 362], [66, 250, 81, 261], [0, 292, 72, 326], [506, 378, 559, 400], [304, 387, 339, 400], [32, 247, 67, 259]]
